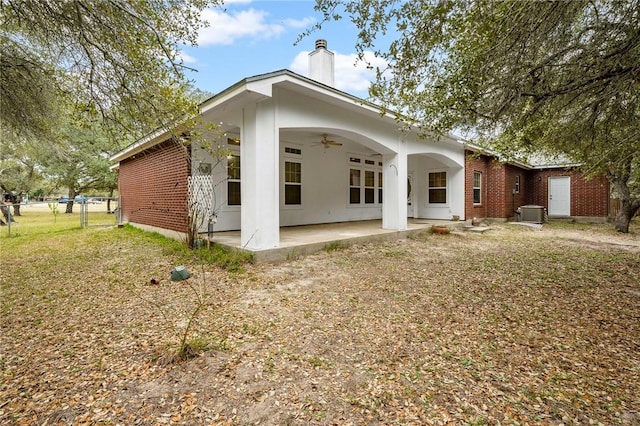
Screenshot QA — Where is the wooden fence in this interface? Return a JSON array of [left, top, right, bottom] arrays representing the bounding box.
[[609, 198, 640, 219]]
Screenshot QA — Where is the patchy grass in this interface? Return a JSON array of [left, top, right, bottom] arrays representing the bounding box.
[[323, 241, 344, 252], [1, 220, 639, 425], [0, 203, 117, 237]]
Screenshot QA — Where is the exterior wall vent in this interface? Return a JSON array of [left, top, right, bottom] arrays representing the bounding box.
[[315, 39, 327, 49], [518, 205, 545, 223]]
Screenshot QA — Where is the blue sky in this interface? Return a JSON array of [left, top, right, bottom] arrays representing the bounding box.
[[179, 0, 389, 99]]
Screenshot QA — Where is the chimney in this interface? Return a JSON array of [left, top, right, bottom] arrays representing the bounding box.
[[308, 39, 335, 87]]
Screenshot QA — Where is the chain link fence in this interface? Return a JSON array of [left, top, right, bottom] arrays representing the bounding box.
[[1, 197, 120, 237]]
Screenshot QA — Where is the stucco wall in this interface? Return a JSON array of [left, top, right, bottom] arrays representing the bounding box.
[[409, 155, 465, 221], [118, 140, 190, 233]]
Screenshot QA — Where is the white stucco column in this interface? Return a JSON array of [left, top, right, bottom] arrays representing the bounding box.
[[240, 100, 279, 249], [382, 141, 408, 230]]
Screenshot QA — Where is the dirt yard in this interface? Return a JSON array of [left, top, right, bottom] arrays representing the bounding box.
[[1, 222, 639, 425]]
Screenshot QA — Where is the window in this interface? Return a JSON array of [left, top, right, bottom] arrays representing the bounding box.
[[473, 171, 482, 204], [349, 169, 361, 204], [364, 170, 375, 204], [285, 147, 301, 155], [284, 161, 302, 205], [514, 175, 521, 194], [348, 155, 383, 205], [227, 154, 240, 205], [428, 171, 447, 204], [283, 145, 303, 206]]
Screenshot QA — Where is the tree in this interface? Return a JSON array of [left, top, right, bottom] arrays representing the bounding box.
[[1, 0, 218, 141], [0, 126, 46, 219], [313, 0, 640, 232], [40, 119, 117, 214]]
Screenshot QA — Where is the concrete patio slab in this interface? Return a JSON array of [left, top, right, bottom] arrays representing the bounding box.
[[210, 219, 464, 262]]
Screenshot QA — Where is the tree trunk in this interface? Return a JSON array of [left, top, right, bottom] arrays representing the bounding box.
[[610, 172, 639, 233], [614, 198, 640, 233], [107, 188, 114, 213], [1, 205, 15, 223], [65, 190, 78, 214], [4, 194, 22, 216]]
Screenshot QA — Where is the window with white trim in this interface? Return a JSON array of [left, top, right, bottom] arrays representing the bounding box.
[[364, 170, 375, 204], [473, 171, 482, 204], [349, 168, 361, 204], [348, 156, 382, 205], [283, 146, 302, 206], [227, 138, 240, 206], [514, 175, 521, 194], [378, 169, 383, 203], [428, 171, 447, 204]]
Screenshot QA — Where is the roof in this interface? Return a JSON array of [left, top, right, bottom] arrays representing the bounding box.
[[110, 69, 403, 164], [464, 142, 581, 170]]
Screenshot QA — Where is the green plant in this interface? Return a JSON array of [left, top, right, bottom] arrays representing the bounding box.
[[176, 336, 210, 360], [129, 265, 216, 364], [47, 202, 59, 223], [323, 241, 343, 252]]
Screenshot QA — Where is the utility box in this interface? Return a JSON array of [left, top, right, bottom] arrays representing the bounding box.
[[518, 205, 545, 223]]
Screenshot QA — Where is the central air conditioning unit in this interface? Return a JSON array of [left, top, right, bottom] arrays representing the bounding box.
[[518, 205, 545, 223]]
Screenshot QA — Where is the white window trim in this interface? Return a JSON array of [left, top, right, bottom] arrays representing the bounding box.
[[427, 169, 449, 206], [514, 175, 521, 194], [347, 154, 383, 207], [225, 140, 241, 210], [282, 144, 303, 209], [473, 170, 482, 205]]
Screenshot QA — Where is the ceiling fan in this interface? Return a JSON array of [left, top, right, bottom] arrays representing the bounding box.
[[317, 134, 343, 148]]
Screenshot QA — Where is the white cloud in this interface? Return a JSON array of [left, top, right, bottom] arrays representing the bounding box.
[[178, 51, 197, 64], [290, 50, 389, 94], [197, 7, 315, 46], [198, 8, 283, 45], [282, 16, 316, 29]]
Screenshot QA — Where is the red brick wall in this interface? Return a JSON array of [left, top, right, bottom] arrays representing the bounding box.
[[486, 160, 506, 218], [527, 169, 609, 217], [502, 164, 526, 217], [465, 152, 527, 219], [118, 140, 190, 233], [465, 152, 488, 219], [464, 151, 609, 219]]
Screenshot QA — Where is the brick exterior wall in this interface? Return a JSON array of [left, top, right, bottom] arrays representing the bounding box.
[[527, 168, 609, 217], [118, 140, 190, 233], [465, 151, 526, 220], [465, 152, 489, 219], [464, 150, 609, 220]]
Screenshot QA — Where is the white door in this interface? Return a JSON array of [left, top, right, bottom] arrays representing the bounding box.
[[548, 176, 570, 216]]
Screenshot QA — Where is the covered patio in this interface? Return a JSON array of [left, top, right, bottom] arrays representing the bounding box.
[[210, 219, 463, 262]]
